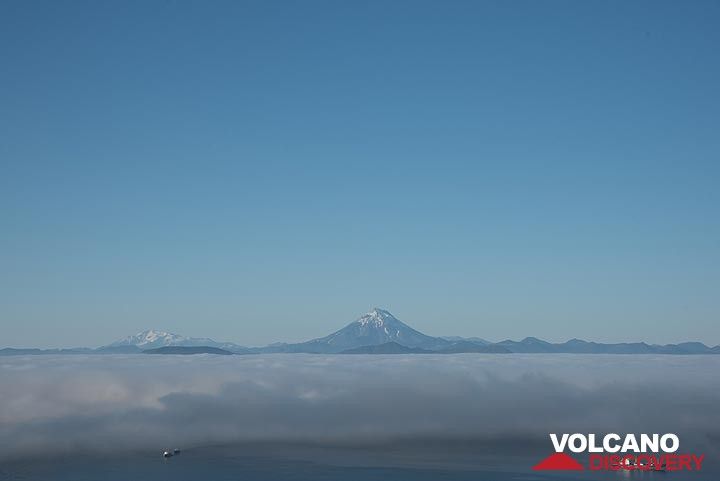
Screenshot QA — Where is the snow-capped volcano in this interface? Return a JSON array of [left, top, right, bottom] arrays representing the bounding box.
[[105, 329, 249, 352], [273, 308, 448, 353], [356, 308, 395, 327], [109, 330, 187, 348]]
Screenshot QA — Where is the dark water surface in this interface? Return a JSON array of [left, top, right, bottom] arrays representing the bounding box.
[[1, 442, 713, 481]]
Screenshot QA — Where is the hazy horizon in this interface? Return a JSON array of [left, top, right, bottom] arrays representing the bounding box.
[[4, 306, 720, 350]]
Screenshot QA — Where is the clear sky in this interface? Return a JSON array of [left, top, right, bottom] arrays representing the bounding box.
[[1, 0, 718, 348]]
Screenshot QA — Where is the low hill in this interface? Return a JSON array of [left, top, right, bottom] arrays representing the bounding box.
[[143, 346, 234, 355], [437, 341, 511, 354], [340, 342, 432, 354]]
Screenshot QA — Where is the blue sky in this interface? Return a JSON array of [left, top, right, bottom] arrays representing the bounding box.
[[1, 0, 719, 348]]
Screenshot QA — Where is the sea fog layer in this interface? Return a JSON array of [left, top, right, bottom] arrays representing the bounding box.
[[0, 354, 718, 463]]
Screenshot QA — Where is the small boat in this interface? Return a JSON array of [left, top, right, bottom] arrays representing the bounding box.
[[162, 450, 174, 458], [652, 461, 667, 472]]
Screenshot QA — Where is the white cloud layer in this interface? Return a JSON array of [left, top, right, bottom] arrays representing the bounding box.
[[1, 354, 719, 461]]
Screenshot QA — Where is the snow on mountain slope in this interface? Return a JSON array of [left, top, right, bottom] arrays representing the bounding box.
[[105, 329, 248, 352], [275, 308, 449, 353], [108, 330, 186, 348]]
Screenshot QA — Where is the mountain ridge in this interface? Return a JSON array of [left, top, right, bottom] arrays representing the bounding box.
[[3, 308, 719, 355], [106, 329, 250, 353]]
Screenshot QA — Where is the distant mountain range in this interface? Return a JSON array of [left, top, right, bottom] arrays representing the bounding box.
[[2, 308, 719, 356], [107, 329, 250, 353]]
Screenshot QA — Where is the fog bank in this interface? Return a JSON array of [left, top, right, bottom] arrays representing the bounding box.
[[1, 354, 718, 461]]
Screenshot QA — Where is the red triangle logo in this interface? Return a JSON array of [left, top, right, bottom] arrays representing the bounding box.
[[533, 452, 585, 471]]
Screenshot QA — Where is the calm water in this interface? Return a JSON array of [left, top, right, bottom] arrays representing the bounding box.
[[1, 442, 713, 481]]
